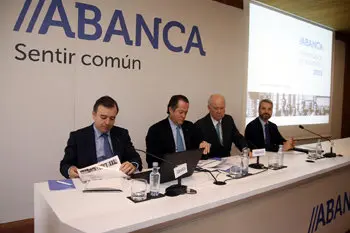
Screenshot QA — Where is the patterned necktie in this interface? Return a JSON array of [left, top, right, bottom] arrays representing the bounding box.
[[264, 123, 271, 146], [216, 122, 223, 145], [176, 126, 185, 152], [101, 133, 113, 161]]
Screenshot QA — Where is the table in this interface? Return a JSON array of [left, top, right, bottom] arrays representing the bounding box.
[[34, 138, 350, 233]]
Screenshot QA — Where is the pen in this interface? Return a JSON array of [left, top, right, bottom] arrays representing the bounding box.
[[56, 180, 73, 186]]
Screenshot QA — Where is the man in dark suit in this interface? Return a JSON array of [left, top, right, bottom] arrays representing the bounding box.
[[146, 95, 210, 168], [60, 96, 142, 178], [196, 94, 248, 159], [245, 99, 295, 152]]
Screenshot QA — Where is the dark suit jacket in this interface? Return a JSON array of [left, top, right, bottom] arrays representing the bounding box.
[[60, 125, 142, 178], [145, 118, 203, 168], [244, 117, 285, 152], [195, 114, 248, 158]]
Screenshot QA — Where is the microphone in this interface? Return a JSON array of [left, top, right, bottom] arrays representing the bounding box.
[[195, 167, 226, 185], [135, 149, 193, 197], [135, 149, 174, 166], [298, 125, 336, 158]]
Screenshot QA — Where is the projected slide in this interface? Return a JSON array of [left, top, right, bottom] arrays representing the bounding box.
[[246, 3, 333, 126]]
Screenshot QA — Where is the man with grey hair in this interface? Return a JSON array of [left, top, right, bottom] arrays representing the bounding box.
[[245, 99, 295, 152], [195, 94, 248, 159]]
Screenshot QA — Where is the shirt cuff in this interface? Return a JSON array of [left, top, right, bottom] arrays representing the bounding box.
[[131, 162, 139, 171]]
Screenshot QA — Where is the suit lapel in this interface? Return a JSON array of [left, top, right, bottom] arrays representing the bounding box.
[[110, 127, 121, 159], [165, 119, 176, 152], [205, 114, 221, 145], [221, 116, 228, 146], [87, 125, 97, 164], [182, 122, 191, 149], [256, 118, 265, 145]]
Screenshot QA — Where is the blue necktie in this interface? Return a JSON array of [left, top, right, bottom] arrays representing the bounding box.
[[176, 126, 185, 152], [216, 122, 223, 145], [99, 133, 113, 162], [264, 123, 271, 146]]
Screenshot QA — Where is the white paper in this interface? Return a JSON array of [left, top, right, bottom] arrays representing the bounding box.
[[198, 159, 224, 169], [214, 158, 235, 171], [83, 178, 125, 192], [77, 156, 128, 182]]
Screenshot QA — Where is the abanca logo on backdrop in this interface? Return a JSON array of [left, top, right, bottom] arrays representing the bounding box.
[[13, 0, 206, 56]]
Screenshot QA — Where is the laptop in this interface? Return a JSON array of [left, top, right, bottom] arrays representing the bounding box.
[[131, 149, 202, 183]]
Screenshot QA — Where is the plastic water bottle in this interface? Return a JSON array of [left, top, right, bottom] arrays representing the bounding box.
[[316, 139, 323, 158], [278, 145, 284, 168], [149, 162, 160, 197], [241, 148, 249, 176]]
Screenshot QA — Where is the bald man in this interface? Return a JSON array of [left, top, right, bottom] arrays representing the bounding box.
[[195, 94, 248, 159]]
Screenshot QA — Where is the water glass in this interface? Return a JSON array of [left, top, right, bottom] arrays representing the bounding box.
[[308, 151, 318, 160], [268, 152, 279, 170], [131, 179, 148, 202], [230, 155, 243, 178]]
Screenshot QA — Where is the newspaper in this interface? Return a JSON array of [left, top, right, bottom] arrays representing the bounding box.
[[77, 156, 128, 182]]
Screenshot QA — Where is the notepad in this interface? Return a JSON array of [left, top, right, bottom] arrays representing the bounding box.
[[48, 179, 76, 191]]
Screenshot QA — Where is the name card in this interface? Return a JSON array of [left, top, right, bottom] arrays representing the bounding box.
[[252, 148, 266, 157], [174, 163, 188, 178]]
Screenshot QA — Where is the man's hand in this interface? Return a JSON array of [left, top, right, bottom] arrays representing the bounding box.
[[283, 138, 295, 151], [68, 166, 79, 178], [120, 162, 136, 175], [199, 141, 211, 155]]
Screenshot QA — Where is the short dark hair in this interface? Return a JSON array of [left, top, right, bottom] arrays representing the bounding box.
[[93, 96, 119, 113], [259, 99, 273, 109], [167, 95, 189, 114]]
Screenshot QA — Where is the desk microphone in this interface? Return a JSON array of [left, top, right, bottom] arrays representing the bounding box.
[[298, 125, 336, 158], [135, 149, 193, 196], [195, 167, 226, 185]]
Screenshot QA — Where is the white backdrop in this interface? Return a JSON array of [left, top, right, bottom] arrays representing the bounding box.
[[0, 0, 248, 222]]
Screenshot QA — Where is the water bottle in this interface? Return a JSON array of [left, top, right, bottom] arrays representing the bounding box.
[[241, 148, 249, 176], [316, 139, 323, 158], [149, 162, 160, 197], [278, 145, 284, 168]]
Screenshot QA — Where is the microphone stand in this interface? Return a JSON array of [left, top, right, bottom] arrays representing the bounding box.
[[249, 156, 265, 169], [324, 141, 336, 158], [165, 178, 187, 196], [298, 125, 336, 158]]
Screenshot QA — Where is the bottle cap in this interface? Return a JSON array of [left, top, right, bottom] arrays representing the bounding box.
[[152, 162, 159, 167]]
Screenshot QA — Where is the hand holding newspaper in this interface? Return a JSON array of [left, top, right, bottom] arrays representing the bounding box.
[[77, 156, 128, 182]]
